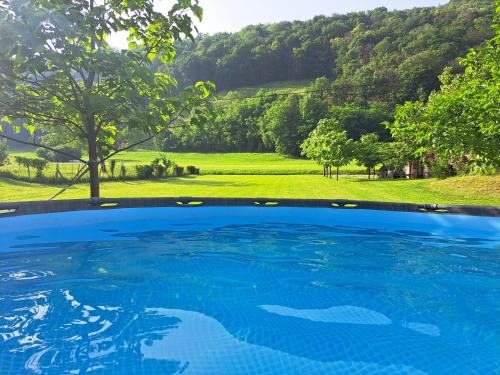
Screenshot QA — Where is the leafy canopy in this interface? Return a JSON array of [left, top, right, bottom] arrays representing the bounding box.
[[388, 12, 500, 170], [301, 119, 355, 178], [355, 133, 383, 178], [0, 0, 214, 197]]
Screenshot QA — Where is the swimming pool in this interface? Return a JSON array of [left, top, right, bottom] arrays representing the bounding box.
[[0, 206, 499, 374]]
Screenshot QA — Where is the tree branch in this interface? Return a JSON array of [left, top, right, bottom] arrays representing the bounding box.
[[48, 164, 89, 200], [0, 134, 88, 164], [99, 103, 192, 163]]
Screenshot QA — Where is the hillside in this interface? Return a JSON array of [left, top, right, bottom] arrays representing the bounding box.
[[170, 0, 494, 105]]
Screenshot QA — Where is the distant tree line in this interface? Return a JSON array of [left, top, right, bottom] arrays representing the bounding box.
[[154, 77, 393, 155]]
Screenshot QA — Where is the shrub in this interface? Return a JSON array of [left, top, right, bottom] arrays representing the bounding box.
[[156, 165, 166, 177], [174, 165, 184, 176], [36, 146, 83, 162], [35, 148, 51, 160], [151, 158, 165, 178], [109, 159, 117, 176], [431, 159, 456, 179], [135, 164, 154, 179], [159, 154, 174, 169], [119, 163, 127, 178], [186, 165, 200, 175], [30, 158, 48, 178], [0, 139, 8, 166], [14, 156, 32, 177]]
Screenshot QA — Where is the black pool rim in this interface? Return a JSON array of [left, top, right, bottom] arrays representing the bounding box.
[[0, 198, 499, 218]]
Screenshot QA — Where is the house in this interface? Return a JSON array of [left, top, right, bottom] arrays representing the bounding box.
[[405, 160, 431, 179]]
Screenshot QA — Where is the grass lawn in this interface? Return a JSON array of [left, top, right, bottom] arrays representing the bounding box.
[[107, 151, 365, 174], [1, 175, 498, 205], [6, 151, 365, 176]]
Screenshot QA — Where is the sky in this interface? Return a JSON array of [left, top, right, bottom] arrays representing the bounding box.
[[192, 0, 447, 34], [108, 0, 447, 48]]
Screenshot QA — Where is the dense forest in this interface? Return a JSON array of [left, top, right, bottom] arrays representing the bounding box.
[[171, 0, 494, 104], [152, 0, 496, 155]]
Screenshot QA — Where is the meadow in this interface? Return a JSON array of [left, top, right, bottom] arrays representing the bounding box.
[[217, 79, 313, 97], [1, 151, 498, 205], [1, 174, 498, 205], [3, 151, 365, 178]]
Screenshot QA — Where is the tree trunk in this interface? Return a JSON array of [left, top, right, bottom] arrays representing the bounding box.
[[368, 167, 371, 179], [86, 117, 100, 199], [336, 166, 339, 181], [100, 159, 107, 173], [329, 166, 332, 179], [85, 0, 99, 198]]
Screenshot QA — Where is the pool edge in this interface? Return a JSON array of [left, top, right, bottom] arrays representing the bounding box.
[[1, 198, 499, 218]]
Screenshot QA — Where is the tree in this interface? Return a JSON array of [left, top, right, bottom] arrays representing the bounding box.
[[260, 95, 302, 155], [379, 141, 413, 178], [386, 100, 427, 157], [299, 93, 329, 139], [388, 10, 500, 172], [355, 133, 383, 179], [0, 0, 213, 198], [0, 139, 8, 167], [301, 119, 355, 180], [328, 104, 391, 141]]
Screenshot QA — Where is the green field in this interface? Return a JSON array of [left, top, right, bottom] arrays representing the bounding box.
[[217, 79, 312, 97], [2, 151, 498, 206], [1, 175, 499, 205], [3, 151, 365, 177]]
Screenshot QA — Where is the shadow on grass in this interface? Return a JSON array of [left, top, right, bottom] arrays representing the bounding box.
[[353, 178, 414, 183], [115, 176, 250, 188], [0, 177, 50, 188]]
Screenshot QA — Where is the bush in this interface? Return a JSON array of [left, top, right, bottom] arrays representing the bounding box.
[[30, 158, 48, 178], [159, 154, 174, 169], [14, 156, 32, 177], [186, 165, 200, 175], [109, 159, 117, 176], [431, 160, 456, 178], [12, 156, 48, 179], [135, 164, 154, 179], [0, 139, 8, 167], [151, 158, 165, 178], [36, 146, 83, 162], [119, 163, 127, 178], [174, 166, 184, 176]]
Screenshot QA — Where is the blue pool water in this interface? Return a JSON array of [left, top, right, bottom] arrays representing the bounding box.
[[0, 207, 499, 374]]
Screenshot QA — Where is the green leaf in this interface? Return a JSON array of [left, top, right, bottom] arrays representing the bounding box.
[[25, 124, 36, 136], [192, 4, 203, 20]]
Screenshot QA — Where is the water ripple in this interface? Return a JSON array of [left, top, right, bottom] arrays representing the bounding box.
[[2, 270, 54, 282]]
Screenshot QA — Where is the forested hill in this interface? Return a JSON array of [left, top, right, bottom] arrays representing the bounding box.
[[170, 0, 494, 105]]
